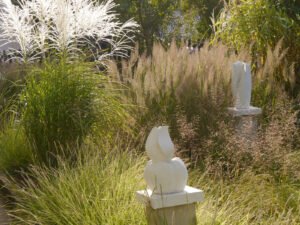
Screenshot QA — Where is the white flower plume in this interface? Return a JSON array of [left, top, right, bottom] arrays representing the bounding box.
[[0, 0, 138, 62]]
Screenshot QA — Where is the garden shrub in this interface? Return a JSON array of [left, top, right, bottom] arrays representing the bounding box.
[[21, 61, 129, 165], [212, 0, 298, 58], [0, 63, 26, 120], [212, 0, 300, 92]]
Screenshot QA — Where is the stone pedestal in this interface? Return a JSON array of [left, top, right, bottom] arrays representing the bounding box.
[[227, 106, 262, 117], [136, 186, 204, 225], [228, 107, 262, 139], [146, 203, 196, 225], [137, 126, 204, 225]]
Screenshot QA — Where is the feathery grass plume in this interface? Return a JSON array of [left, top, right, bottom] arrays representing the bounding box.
[[109, 41, 298, 174], [109, 41, 244, 143], [0, 0, 138, 62]]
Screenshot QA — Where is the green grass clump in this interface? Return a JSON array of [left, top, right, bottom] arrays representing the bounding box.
[[5, 147, 300, 225], [7, 146, 147, 225], [194, 171, 300, 225], [0, 126, 33, 173], [21, 61, 129, 165]]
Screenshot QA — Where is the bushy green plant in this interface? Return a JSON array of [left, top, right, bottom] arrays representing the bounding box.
[[212, 0, 292, 53], [21, 61, 129, 164], [251, 40, 296, 116], [7, 145, 147, 225], [212, 0, 300, 76], [0, 0, 138, 167], [0, 63, 26, 118], [0, 125, 33, 173]]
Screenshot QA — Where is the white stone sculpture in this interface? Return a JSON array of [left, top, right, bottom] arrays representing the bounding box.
[[229, 61, 262, 116], [231, 61, 252, 109], [144, 126, 188, 194], [136, 126, 204, 224]]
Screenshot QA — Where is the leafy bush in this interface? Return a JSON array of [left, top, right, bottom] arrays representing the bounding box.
[[21, 61, 129, 165], [212, 0, 300, 81], [0, 63, 25, 118]]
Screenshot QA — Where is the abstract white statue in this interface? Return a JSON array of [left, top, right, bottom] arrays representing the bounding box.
[[229, 61, 262, 117], [144, 126, 188, 194], [231, 61, 252, 109], [136, 126, 204, 224]]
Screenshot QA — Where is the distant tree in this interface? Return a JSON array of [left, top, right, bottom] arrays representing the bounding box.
[[95, 0, 227, 53], [212, 0, 300, 93], [180, 0, 224, 40], [100, 0, 177, 55], [214, 0, 299, 56]]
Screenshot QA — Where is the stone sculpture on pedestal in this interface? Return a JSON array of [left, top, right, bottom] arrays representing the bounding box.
[[228, 61, 262, 138], [231, 61, 252, 109], [228, 61, 262, 116], [144, 126, 188, 194], [136, 126, 204, 225]]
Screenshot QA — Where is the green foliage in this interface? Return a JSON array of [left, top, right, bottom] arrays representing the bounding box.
[[7, 147, 147, 225], [21, 61, 97, 163], [110, 0, 178, 54], [111, 0, 223, 48], [0, 41, 299, 225], [0, 63, 25, 117], [0, 65, 32, 172], [5, 147, 300, 225], [213, 0, 300, 69], [0, 125, 33, 173], [180, 0, 224, 39], [194, 171, 300, 224], [21, 61, 128, 165]]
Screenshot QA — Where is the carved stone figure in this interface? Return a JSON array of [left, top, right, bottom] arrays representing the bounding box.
[[231, 61, 252, 109], [144, 126, 188, 194]]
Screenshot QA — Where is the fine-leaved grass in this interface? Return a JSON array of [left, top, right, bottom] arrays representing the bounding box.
[[21, 60, 130, 165], [4, 143, 300, 225], [0, 125, 33, 173], [6, 143, 147, 225]]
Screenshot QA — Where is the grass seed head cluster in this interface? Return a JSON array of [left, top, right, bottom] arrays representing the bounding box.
[[0, 0, 138, 62]]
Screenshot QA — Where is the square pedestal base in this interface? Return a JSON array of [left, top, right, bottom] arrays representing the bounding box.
[[228, 106, 262, 139], [146, 203, 196, 225], [136, 186, 204, 209], [228, 106, 262, 117]]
